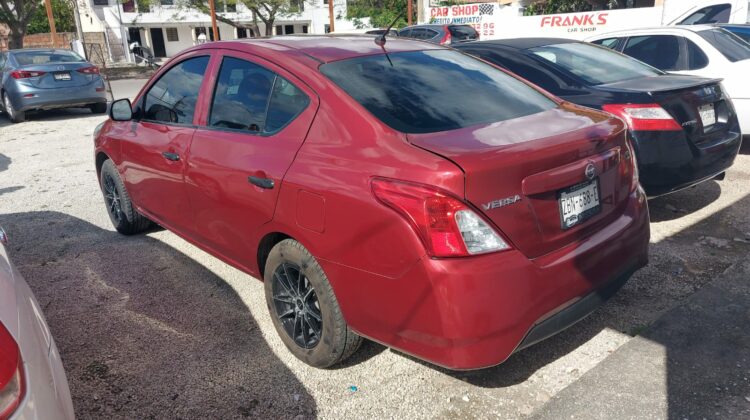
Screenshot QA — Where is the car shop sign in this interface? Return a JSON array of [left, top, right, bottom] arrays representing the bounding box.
[[428, 3, 499, 38]]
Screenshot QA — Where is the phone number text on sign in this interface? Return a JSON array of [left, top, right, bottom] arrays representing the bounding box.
[[428, 3, 497, 38]]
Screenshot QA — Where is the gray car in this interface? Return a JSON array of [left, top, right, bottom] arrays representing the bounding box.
[[0, 48, 108, 123], [397, 24, 478, 45]]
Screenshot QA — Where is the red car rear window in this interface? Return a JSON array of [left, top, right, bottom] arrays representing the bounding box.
[[320, 50, 555, 134]]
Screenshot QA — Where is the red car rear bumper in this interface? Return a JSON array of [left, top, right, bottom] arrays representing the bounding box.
[[321, 186, 650, 370]]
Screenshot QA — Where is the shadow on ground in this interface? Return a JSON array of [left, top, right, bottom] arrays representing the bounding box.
[[1, 211, 316, 419], [19, 108, 103, 122], [0, 153, 10, 172], [529, 193, 750, 420], [404, 178, 749, 401], [648, 180, 722, 222]]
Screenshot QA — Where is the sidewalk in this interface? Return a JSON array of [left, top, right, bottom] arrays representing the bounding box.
[[531, 260, 750, 420]]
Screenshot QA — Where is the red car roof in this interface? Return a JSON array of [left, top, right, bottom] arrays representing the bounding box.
[[205, 36, 444, 64]]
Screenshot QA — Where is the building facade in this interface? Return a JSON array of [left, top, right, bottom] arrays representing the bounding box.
[[77, 0, 360, 61]]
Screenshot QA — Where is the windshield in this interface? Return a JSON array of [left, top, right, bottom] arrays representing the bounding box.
[[320, 50, 555, 134], [528, 42, 663, 85], [12, 50, 84, 65], [698, 28, 750, 62]]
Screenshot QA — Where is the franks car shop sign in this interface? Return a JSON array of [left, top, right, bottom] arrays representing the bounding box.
[[425, 4, 662, 41], [429, 3, 499, 38], [539, 11, 609, 32]]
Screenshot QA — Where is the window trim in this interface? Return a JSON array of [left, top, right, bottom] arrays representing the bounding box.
[[423, 29, 439, 39], [136, 53, 212, 127], [203, 52, 313, 137], [684, 38, 709, 70]]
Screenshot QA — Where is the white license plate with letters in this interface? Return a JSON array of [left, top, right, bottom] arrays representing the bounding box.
[[53, 72, 71, 81], [699, 103, 716, 128], [558, 179, 601, 230]]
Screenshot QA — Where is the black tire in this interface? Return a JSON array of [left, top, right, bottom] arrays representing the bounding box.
[[89, 102, 108, 114], [3, 92, 25, 123], [99, 159, 152, 235], [264, 239, 362, 368]]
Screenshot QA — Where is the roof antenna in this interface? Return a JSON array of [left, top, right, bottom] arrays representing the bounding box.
[[375, 13, 403, 47]]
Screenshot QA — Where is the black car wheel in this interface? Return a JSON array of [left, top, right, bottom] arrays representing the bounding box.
[[90, 102, 107, 114], [264, 239, 362, 368], [99, 159, 152, 234], [3, 93, 25, 123]]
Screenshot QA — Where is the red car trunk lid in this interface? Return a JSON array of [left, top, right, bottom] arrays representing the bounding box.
[[408, 105, 633, 259]]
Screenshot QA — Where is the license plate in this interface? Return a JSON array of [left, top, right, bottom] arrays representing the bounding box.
[[53, 72, 71, 81], [699, 103, 716, 128], [558, 179, 601, 230]]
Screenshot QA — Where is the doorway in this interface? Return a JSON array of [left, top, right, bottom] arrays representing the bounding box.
[[150, 28, 167, 57], [128, 27, 142, 46]]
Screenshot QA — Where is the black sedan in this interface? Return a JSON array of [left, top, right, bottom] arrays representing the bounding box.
[[455, 38, 742, 197]]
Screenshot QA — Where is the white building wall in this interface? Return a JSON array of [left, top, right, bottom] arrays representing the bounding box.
[[78, 0, 371, 60], [161, 26, 194, 57]]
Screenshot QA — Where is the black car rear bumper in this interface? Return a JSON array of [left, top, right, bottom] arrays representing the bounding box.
[[632, 129, 742, 197]]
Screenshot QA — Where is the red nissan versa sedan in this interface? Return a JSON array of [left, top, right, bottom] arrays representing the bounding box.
[[93, 36, 650, 370]]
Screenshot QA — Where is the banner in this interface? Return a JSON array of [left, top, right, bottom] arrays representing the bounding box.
[[427, 3, 499, 38]]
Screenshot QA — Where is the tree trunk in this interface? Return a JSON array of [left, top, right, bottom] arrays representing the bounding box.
[[8, 27, 25, 50], [265, 18, 274, 36]]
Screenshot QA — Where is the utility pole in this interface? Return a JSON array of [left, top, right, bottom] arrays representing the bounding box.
[[209, 0, 220, 40], [44, 0, 57, 47], [328, 0, 334, 33], [408, 0, 413, 26]]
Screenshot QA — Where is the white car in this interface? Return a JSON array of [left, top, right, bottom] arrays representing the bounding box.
[[0, 227, 74, 419], [587, 25, 750, 139]]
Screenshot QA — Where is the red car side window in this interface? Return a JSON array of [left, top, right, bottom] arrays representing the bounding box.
[[143, 55, 209, 124], [208, 56, 310, 134]]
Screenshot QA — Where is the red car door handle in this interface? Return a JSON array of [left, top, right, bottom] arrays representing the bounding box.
[[248, 176, 274, 189], [161, 152, 180, 161]]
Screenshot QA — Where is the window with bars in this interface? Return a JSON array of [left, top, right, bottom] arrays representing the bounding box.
[[166, 28, 179, 42]]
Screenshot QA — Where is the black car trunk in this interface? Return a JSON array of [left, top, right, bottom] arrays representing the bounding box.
[[597, 75, 734, 146]]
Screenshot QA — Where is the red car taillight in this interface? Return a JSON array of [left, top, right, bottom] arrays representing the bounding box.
[[372, 178, 510, 257], [10, 70, 46, 79], [439, 27, 452, 45], [0, 323, 24, 419], [77, 66, 100, 75], [602, 103, 681, 132]]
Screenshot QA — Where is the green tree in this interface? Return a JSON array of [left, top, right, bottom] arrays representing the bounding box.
[[0, 0, 41, 48], [347, 0, 412, 29], [180, 0, 312, 37], [27, 0, 76, 34], [523, 0, 628, 16]]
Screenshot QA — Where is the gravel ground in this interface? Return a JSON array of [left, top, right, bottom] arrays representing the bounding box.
[[0, 90, 749, 419]]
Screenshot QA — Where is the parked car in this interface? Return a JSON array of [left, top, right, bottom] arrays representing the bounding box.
[[94, 36, 649, 370], [0, 227, 75, 419], [456, 38, 742, 197], [0, 48, 108, 123], [364, 29, 399, 37], [587, 26, 750, 142], [397, 24, 478, 45], [715, 23, 750, 43]]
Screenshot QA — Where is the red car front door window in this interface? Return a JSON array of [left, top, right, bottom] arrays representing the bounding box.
[[119, 54, 211, 233]]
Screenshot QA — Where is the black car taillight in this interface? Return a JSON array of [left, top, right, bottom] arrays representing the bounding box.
[[0, 322, 24, 419], [602, 103, 681, 131]]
